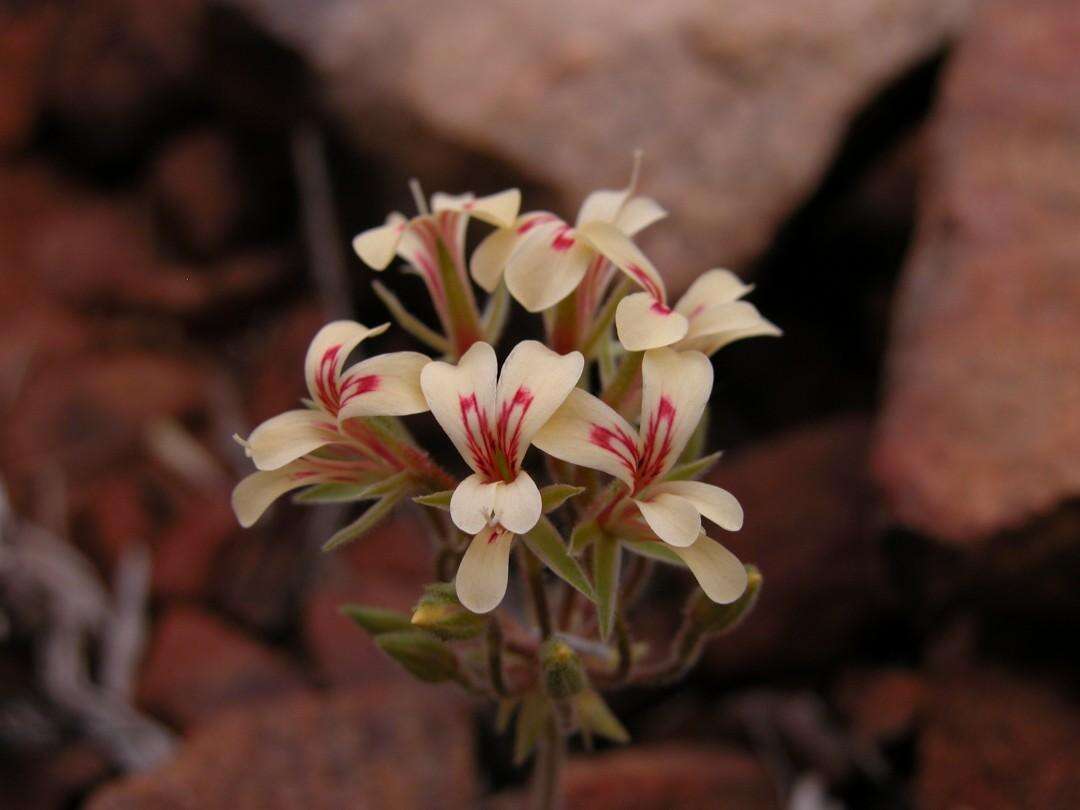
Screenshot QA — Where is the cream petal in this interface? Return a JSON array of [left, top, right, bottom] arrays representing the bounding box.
[[671, 534, 748, 604], [532, 388, 638, 488], [677, 301, 782, 356], [470, 227, 516, 292], [576, 188, 629, 227], [494, 341, 584, 466], [304, 320, 390, 413], [614, 196, 667, 236], [615, 292, 690, 352], [352, 212, 407, 270], [576, 220, 667, 303], [232, 464, 312, 528], [504, 219, 593, 312], [638, 348, 713, 482], [432, 189, 521, 229], [493, 470, 542, 535], [450, 472, 500, 534], [245, 409, 339, 471], [634, 493, 701, 547], [420, 341, 498, 474], [455, 527, 515, 613], [649, 480, 743, 531], [336, 351, 430, 423], [675, 269, 753, 318]]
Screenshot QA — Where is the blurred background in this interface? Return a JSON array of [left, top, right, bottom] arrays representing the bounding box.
[[1, 0, 1078, 807]]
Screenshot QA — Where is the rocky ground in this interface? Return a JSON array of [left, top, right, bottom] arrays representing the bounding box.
[[0, 1, 1078, 808]]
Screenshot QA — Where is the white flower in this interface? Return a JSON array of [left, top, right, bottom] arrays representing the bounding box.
[[533, 348, 747, 603], [616, 269, 781, 353], [231, 321, 430, 526], [352, 189, 521, 354], [470, 155, 669, 315], [421, 341, 584, 612]]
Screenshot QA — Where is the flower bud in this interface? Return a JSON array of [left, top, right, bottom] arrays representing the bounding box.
[[539, 637, 587, 699], [410, 583, 488, 640], [375, 630, 459, 682], [689, 564, 762, 636]]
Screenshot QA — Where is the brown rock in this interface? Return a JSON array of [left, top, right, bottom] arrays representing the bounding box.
[[918, 668, 1080, 809], [302, 512, 435, 686], [44, 0, 207, 161], [703, 416, 889, 674], [149, 129, 243, 257], [0, 5, 59, 153], [137, 605, 307, 730], [87, 686, 477, 809], [873, 0, 1080, 544], [0, 742, 110, 810], [239, 0, 968, 293]]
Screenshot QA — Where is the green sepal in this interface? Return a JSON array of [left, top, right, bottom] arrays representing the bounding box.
[[374, 630, 459, 683], [521, 517, 596, 602], [339, 604, 413, 636], [593, 534, 622, 642], [513, 691, 549, 766], [413, 489, 454, 511], [665, 450, 723, 483], [570, 520, 603, 555], [294, 481, 381, 504], [322, 486, 407, 552], [372, 280, 449, 354], [540, 484, 586, 514], [495, 698, 519, 734], [575, 688, 629, 744]]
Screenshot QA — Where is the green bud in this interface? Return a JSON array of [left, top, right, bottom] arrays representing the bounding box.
[[689, 564, 763, 636], [410, 583, 488, 640], [375, 630, 459, 682], [539, 637, 587, 699], [340, 604, 413, 636]]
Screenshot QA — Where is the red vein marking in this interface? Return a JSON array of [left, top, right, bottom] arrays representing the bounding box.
[[516, 213, 558, 235], [459, 393, 498, 481], [496, 386, 534, 469], [551, 225, 576, 252], [650, 300, 672, 315], [315, 344, 343, 413], [339, 373, 380, 409], [635, 394, 677, 491], [588, 421, 639, 478], [626, 262, 664, 303]]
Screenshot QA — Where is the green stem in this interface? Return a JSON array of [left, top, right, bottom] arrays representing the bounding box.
[[531, 717, 565, 810], [600, 350, 643, 410], [581, 277, 631, 358], [519, 544, 554, 639], [486, 617, 510, 697]]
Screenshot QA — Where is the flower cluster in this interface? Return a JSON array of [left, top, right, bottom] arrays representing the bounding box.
[[232, 156, 778, 772]]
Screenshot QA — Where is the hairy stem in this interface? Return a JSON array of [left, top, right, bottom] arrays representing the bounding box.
[[531, 716, 565, 810]]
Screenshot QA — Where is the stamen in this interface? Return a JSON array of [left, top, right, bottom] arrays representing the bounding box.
[[408, 178, 430, 216]]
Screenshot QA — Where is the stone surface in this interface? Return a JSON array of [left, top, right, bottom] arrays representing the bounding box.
[[917, 668, 1080, 809], [873, 0, 1080, 544], [137, 606, 308, 730], [302, 512, 435, 686], [491, 745, 775, 810], [0, 5, 59, 153], [702, 416, 889, 674], [835, 667, 925, 745], [149, 129, 244, 258], [86, 686, 477, 810], [0, 742, 110, 810], [237, 0, 968, 293]]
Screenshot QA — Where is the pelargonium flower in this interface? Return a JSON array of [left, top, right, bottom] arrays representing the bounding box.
[[420, 340, 584, 613], [533, 348, 747, 603], [616, 269, 780, 354], [352, 189, 521, 356], [469, 156, 670, 324], [232, 321, 430, 527]]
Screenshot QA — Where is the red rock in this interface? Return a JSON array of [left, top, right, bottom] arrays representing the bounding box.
[[873, 0, 1080, 545], [489, 745, 773, 810], [918, 668, 1080, 809], [835, 667, 925, 745], [87, 686, 477, 809], [137, 605, 308, 730], [242, 0, 968, 293], [151, 487, 242, 600], [0, 5, 58, 153], [302, 512, 436, 686], [702, 416, 889, 675], [149, 129, 243, 258]]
